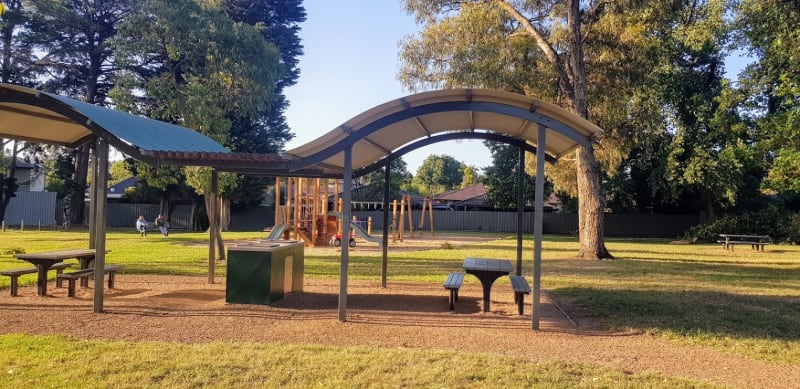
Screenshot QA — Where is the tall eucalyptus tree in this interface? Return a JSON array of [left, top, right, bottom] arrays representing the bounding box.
[[23, 0, 134, 225]]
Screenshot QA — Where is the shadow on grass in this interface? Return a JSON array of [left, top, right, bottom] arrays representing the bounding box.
[[553, 286, 800, 341]]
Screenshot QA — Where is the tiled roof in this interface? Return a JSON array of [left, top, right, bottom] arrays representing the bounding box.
[[434, 183, 487, 202]]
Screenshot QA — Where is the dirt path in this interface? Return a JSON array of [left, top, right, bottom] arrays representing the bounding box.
[[1, 275, 798, 388]]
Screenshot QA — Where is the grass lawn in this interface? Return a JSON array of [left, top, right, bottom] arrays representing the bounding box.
[[1, 229, 799, 386]]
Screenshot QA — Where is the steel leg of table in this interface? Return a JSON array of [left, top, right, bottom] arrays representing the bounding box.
[[480, 280, 492, 312], [36, 265, 49, 296], [80, 257, 95, 287]]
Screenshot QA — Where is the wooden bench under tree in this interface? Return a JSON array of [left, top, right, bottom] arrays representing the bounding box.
[[57, 265, 122, 297], [509, 275, 531, 315], [1, 262, 73, 296], [443, 272, 465, 311]]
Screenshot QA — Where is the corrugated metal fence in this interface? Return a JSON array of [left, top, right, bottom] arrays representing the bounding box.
[[85, 203, 195, 229], [351, 210, 699, 238], [4, 195, 699, 237], [4, 191, 58, 226]]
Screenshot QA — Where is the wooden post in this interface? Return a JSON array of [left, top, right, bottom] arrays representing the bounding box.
[[406, 194, 414, 237], [208, 170, 218, 284], [398, 197, 405, 242], [93, 137, 109, 312], [274, 177, 281, 226], [367, 216, 372, 235], [294, 177, 301, 241], [429, 198, 435, 236], [337, 198, 344, 234], [283, 177, 294, 230], [322, 178, 329, 240], [334, 179, 340, 212], [418, 198, 426, 232], [392, 199, 398, 243], [312, 178, 319, 246]]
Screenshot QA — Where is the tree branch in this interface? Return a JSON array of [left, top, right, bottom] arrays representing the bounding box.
[[492, 0, 575, 106]]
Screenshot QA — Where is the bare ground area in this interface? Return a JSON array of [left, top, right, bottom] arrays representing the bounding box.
[[1, 234, 799, 388]]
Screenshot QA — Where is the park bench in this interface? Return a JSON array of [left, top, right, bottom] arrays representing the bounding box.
[[443, 272, 465, 311], [57, 265, 122, 297], [1, 262, 73, 296], [509, 275, 531, 315]]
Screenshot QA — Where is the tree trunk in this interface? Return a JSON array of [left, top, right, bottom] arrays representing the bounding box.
[[203, 194, 226, 261], [219, 197, 231, 232], [70, 145, 90, 225], [0, 140, 19, 226], [567, 0, 612, 259], [576, 146, 612, 259]]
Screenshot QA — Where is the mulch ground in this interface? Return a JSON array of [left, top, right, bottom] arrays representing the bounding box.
[[2, 274, 799, 388]]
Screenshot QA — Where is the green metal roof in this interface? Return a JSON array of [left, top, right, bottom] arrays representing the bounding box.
[[0, 83, 227, 161]]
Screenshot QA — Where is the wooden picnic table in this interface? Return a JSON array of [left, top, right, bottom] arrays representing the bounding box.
[[718, 234, 770, 252], [462, 258, 513, 313], [14, 249, 98, 296]]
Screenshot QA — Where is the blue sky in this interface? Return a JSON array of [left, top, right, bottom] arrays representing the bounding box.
[[283, 0, 492, 174], [284, 1, 751, 175]]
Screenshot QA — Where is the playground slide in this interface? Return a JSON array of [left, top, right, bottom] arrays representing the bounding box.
[[329, 211, 384, 247], [263, 223, 289, 241]]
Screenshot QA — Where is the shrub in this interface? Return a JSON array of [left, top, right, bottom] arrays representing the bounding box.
[[684, 207, 798, 243]]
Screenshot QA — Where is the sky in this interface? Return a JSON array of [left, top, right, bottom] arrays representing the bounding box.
[[284, 1, 752, 176], [283, 0, 493, 175]]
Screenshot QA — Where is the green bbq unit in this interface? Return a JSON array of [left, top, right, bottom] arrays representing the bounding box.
[[225, 240, 304, 304]]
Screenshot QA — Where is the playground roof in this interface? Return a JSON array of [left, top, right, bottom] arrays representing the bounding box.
[[0, 83, 238, 165], [282, 88, 602, 176]]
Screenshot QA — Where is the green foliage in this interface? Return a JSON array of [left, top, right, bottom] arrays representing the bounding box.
[[460, 165, 476, 188], [114, 0, 284, 199], [736, 1, 800, 200], [413, 154, 463, 196], [684, 207, 800, 243], [482, 141, 550, 209], [353, 158, 412, 201]]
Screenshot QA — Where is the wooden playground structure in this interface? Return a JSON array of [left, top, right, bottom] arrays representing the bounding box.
[[273, 177, 435, 247]]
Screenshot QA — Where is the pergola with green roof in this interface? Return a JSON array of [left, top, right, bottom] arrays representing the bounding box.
[[0, 84, 601, 330]]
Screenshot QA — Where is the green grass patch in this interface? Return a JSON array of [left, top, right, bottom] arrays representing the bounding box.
[[0, 334, 712, 388], [1, 230, 800, 365]]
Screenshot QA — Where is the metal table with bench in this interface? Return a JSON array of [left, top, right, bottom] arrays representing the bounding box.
[[718, 234, 770, 251], [11, 249, 105, 296], [462, 258, 513, 313]]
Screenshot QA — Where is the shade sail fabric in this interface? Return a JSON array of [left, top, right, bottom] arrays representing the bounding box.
[[285, 88, 603, 175]]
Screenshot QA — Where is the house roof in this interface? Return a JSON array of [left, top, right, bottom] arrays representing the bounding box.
[[11, 157, 42, 170], [107, 176, 138, 198], [435, 183, 487, 202]]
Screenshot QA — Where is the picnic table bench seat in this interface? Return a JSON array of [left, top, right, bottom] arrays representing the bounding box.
[[57, 265, 122, 297], [443, 272, 465, 311], [509, 275, 531, 315], [716, 240, 771, 251], [1, 262, 73, 296]]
